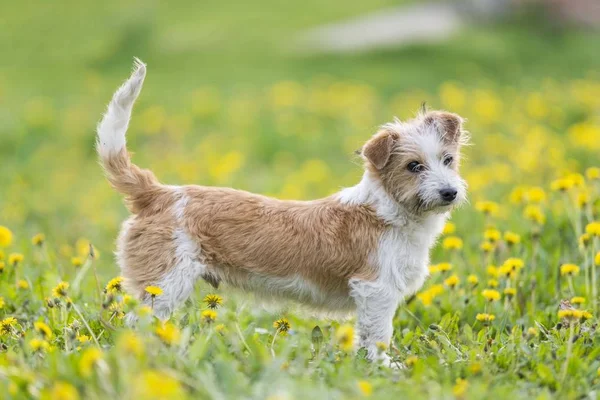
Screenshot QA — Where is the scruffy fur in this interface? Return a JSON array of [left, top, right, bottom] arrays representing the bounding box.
[[97, 59, 468, 366]]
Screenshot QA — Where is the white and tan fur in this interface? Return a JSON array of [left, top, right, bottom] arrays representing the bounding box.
[[97, 59, 468, 366]]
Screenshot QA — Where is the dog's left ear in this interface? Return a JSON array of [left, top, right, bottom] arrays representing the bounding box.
[[424, 111, 464, 144], [362, 130, 397, 170]]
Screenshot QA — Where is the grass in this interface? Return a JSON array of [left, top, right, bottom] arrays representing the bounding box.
[[1, 1, 600, 398]]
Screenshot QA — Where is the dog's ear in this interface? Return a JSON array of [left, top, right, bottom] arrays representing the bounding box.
[[362, 130, 396, 170], [424, 111, 464, 144]]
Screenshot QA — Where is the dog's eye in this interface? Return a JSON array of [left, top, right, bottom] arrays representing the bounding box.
[[443, 155, 453, 166], [407, 161, 423, 173]]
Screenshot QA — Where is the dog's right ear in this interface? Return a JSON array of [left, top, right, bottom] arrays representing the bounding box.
[[362, 130, 397, 170]]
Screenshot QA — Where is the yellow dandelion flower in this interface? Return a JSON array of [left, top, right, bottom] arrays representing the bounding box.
[[551, 178, 574, 192], [71, 257, 84, 267], [17, 279, 29, 290], [203, 294, 223, 309], [430, 284, 444, 296], [484, 228, 501, 242], [577, 192, 590, 208], [31, 233, 45, 246], [503, 231, 521, 245], [77, 334, 91, 344], [595, 252, 600, 266], [560, 264, 580, 276], [105, 276, 124, 293], [336, 324, 354, 352], [475, 201, 499, 216], [504, 258, 525, 270], [215, 324, 227, 334], [480, 241, 495, 253], [0, 297, 4, 309], [586, 167, 600, 180], [579, 233, 591, 248], [145, 286, 163, 297], [558, 309, 583, 321], [442, 236, 463, 250], [509, 186, 527, 204], [582, 311, 593, 320], [0, 226, 13, 247], [46, 382, 79, 400], [156, 323, 180, 345], [417, 291, 434, 306], [526, 187, 546, 203], [442, 222, 456, 235], [201, 309, 218, 324], [586, 222, 600, 236], [503, 287, 516, 298], [444, 274, 460, 288], [476, 313, 496, 322], [0, 317, 17, 335], [8, 253, 24, 267], [52, 282, 69, 298], [132, 370, 185, 399], [527, 327, 538, 336], [118, 331, 144, 357], [357, 381, 373, 397], [482, 289, 501, 302], [437, 262, 452, 272], [34, 321, 53, 339], [524, 205, 545, 225], [405, 355, 418, 367], [29, 338, 50, 352], [273, 317, 290, 334], [0, 261, 4, 273], [487, 265, 498, 278], [467, 275, 479, 286], [571, 296, 585, 305], [452, 378, 468, 397], [79, 347, 103, 377], [568, 173, 585, 187]]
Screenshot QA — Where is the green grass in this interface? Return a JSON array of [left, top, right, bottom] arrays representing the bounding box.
[[1, 1, 600, 399]]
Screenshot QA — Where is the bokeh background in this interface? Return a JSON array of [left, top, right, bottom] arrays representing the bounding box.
[[1, 0, 599, 273]]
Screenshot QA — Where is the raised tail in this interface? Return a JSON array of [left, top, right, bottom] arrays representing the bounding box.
[[97, 58, 160, 213]]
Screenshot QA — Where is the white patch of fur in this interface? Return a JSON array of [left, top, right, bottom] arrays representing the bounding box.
[[341, 171, 447, 365], [151, 228, 207, 320], [96, 58, 146, 159]]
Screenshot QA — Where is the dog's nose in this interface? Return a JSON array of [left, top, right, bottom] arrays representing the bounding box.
[[439, 188, 457, 202]]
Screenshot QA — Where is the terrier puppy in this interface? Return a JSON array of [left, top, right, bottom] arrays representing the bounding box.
[[97, 59, 468, 366]]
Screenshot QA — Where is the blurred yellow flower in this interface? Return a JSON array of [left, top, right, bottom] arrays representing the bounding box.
[[9, 253, 24, 266], [429, 262, 452, 274], [118, 331, 144, 357], [480, 241, 495, 253], [202, 310, 218, 324], [0, 297, 4, 309], [132, 370, 185, 400], [442, 236, 463, 250], [579, 233, 591, 248], [524, 205, 545, 225], [551, 178, 574, 192], [487, 279, 499, 288], [577, 192, 590, 208], [156, 323, 180, 345], [452, 378, 468, 397], [467, 275, 479, 286], [71, 257, 83, 268], [145, 286, 163, 297], [586, 167, 600, 180], [558, 309, 583, 321], [595, 252, 600, 266], [487, 266, 498, 278], [503, 231, 521, 245], [34, 321, 53, 339], [484, 228, 501, 242], [29, 338, 50, 352], [476, 313, 496, 323], [482, 289, 501, 302], [503, 288, 516, 298], [526, 187, 546, 203], [31, 233, 45, 246], [586, 222, 600, 236], [560, 264, 580, 276], [571, 296, 585, 305], [106, 276, 124, 293], [335, 324, 354, 351], [17, 279, 29, 290], [52, 282, 69, 298], [44, 381, 79, 400], [475, 201, 499, 216], [442, 222, 456, 235], [444, 275, 460, 288], [357, 380, 373, 397], [0, 226, 13, 247]]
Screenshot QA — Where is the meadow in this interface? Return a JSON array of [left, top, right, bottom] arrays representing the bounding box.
[[1, 2, 600, 399]]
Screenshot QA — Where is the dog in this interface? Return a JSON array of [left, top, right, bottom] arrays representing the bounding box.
[[96, 59, 468, 366]]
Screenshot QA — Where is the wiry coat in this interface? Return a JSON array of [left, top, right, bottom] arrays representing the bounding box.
[[97, 59, 468, 367]]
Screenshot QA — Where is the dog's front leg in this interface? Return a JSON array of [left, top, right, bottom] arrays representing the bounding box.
[[350, 279, 400, 367]]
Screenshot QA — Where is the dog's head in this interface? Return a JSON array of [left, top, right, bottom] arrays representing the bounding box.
[[361, 110, 468, 214]]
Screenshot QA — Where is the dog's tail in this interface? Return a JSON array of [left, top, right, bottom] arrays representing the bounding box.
[[96, 58, 160, 213]]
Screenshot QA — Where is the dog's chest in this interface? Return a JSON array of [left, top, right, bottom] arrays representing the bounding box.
[[376, 214, 446, 295]]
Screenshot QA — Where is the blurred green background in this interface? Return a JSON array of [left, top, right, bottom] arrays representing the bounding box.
[[1, 0, 599, 269]]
